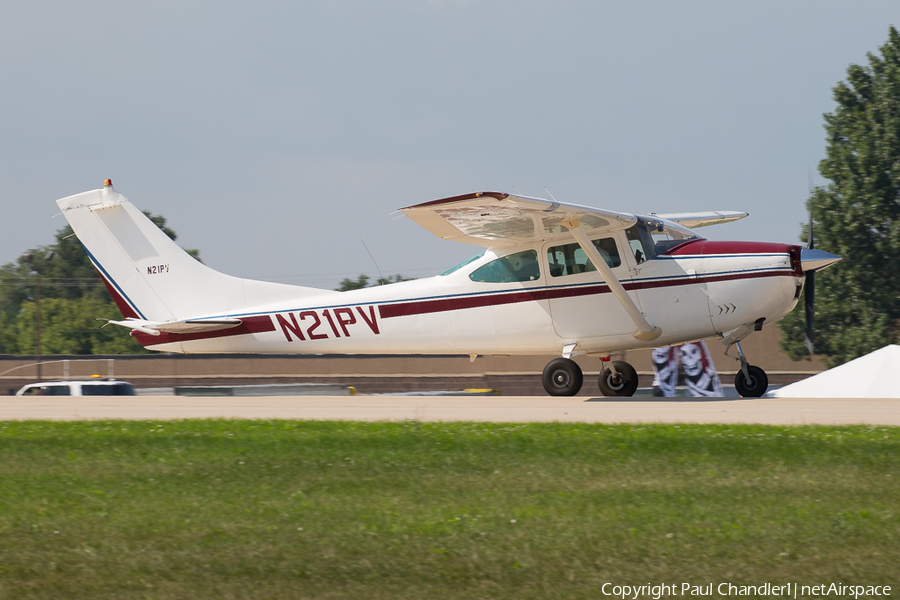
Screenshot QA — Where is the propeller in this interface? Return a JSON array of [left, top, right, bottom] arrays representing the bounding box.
[[800, 178, 840, 355], [804, 204, 815, 355]]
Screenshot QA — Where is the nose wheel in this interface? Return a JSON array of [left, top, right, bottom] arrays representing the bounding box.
[[734, 365, 768, 397], [726, 340, 769, 397]]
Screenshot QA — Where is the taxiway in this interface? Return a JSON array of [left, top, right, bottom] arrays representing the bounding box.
[[1, 395, 898, 425]]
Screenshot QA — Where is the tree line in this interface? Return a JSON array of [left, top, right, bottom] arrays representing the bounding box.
[[0, 215, 194, 355], [778, 26, 900, 366]]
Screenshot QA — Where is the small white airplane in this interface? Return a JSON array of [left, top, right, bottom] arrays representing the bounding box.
[[56, 180, 840, 397]]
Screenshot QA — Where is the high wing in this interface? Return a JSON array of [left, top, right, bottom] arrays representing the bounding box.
[[400, 192, 637, 247], [651, 211, 748, 228]]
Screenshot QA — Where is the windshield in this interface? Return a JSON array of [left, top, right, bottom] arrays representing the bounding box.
[[638, 217, 702, 255], [439, 251, 485, 276]]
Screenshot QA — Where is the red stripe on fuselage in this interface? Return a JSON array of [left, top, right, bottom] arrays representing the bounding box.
[[378, 288, 552, 319], [663, 239, 794, 256]]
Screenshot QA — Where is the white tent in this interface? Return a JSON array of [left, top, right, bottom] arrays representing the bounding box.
[[771, 345, 900, 398]]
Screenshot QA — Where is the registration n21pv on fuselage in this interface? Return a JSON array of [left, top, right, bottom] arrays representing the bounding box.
[[56, 182, 840, 397]]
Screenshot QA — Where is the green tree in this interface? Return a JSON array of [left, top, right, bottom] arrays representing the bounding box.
[[15, 297, 143, 355], [0, 213, 199, 355], [334, 273, 415, 292], [779, 27, 900, 367], [335, 274, 371, 292]]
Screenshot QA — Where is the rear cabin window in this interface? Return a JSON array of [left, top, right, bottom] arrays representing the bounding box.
[[547, 237, 621, 277], [469, 249, 540, 283]]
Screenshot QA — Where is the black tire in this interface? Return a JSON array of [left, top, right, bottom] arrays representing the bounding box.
[[542, 358, 584, 396], [734, 365, 768, 397], [598, 361, 639, 397]]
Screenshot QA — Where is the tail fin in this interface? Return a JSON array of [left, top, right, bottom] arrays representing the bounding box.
[[57, 182, 330, 323]]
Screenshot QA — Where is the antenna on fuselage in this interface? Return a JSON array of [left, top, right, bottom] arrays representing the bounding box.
[[361, 239, 387, 286]]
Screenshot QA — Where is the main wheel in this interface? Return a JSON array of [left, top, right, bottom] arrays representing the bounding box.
[[598, 361, 639, 397], [734, 365, 768, 397], [542, 358, 584, 396]]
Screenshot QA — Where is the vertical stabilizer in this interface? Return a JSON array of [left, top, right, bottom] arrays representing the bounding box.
[[56, 182, 330, 322]]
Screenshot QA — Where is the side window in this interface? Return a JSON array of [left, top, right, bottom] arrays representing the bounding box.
[[547, 237, 621, 277], [469, 250, 540, 283]]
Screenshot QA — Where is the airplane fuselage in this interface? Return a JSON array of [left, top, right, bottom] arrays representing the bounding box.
[[133, 237, 802, 357]]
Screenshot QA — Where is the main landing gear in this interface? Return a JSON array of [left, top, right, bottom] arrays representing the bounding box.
[[728, 340, 769, 397], [598, 360, 639, 397], [542, 358, 583, 396], [541, 357, 639, 397]]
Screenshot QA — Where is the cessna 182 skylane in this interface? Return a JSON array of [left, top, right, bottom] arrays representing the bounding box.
[[57, 181, 840, 397]]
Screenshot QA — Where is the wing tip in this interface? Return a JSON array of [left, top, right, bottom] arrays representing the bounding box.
[[401, 191, 509, 211]]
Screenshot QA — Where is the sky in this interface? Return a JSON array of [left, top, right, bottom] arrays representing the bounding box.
[[1, 1, 896, 290]]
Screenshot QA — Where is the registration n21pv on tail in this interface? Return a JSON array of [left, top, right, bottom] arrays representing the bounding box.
[[57, 181, 840, 397]]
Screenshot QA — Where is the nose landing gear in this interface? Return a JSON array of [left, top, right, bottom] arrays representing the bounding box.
[[727, 340, 769, 397]]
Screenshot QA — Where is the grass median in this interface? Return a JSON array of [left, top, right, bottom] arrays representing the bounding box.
[[1, 420, 898, 599]]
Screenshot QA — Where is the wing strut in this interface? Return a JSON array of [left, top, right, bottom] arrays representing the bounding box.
[[563, 220, 662, 342]]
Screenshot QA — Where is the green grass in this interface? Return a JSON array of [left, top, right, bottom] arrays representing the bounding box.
[[0, 421, 898, 599]]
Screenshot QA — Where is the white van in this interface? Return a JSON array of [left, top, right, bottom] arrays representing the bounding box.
[[16, 380, 136, 396]]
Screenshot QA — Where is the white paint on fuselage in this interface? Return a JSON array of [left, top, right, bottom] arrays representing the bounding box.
[[150, 240, 802, 357]]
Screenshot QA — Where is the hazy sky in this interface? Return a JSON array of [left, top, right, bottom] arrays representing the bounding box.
[[2, 1, 896, 290]]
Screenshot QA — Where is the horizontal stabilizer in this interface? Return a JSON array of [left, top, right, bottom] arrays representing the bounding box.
[[108, 318, 243, 337]]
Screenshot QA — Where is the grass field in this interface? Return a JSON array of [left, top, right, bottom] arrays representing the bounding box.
[[1, 420, 898, 599]]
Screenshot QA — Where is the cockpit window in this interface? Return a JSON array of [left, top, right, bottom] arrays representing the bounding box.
[[439, 251, 485, 276], [469, 249, 540, 283], [547, 237, 621, 277], [625, 218, 703, 261]]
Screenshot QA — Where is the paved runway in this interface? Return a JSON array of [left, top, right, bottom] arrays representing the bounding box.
[[1, 395, 899, 425]]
